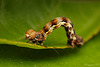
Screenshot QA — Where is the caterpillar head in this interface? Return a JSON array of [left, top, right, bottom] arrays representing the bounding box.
[[25, 29, 36, 39], [75, 35, 83, 47]]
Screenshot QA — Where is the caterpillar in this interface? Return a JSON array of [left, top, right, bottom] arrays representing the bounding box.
[[25, 17, 83, 48]]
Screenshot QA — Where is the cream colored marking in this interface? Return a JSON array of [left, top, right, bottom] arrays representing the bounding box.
[[35, 38, 38, 40], [73, 37, 76, 40], [57, 22, 66, 27], [25, 34, 29, 37], [66, 23, 72, 28]]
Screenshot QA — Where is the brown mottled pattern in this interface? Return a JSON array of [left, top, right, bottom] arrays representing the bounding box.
[[25, 17, 83, 48], [69, 27, 72, 30], [61, 17, 69, 22], [54, 25, 59, 29], [50, 18, 58, 26], [47, 31, 51, 34], [43, 24, 49, 33], [64, 23, 68, 26], [71, 34, 74, 37]]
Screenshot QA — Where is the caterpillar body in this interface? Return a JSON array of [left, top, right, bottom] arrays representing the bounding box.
[[25, 17, 83, 48]]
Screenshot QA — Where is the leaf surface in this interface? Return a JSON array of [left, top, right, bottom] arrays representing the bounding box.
[[0, 0, 100, 49]]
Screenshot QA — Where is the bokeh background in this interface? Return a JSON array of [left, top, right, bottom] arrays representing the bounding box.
[[0, 0, 100, 67]]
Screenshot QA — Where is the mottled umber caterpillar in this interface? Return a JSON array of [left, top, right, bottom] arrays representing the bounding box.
[[25, 17, 83, 48]]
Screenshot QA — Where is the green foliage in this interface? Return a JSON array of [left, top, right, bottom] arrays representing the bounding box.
[[0, 0, 100, 67]]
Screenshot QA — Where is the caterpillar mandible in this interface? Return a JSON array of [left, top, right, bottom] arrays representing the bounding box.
[[25, 17, 83, 48]]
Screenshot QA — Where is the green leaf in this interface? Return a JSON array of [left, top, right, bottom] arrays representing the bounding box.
[[0, 31, 100, 67], [0, 0, 100, 49], [0, 0, 100, 67]]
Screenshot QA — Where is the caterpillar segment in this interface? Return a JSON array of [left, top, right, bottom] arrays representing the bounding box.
[[25, 17, 83, 48]]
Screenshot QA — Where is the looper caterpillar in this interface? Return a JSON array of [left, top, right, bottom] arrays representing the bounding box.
[[25, 17, 83, 48]]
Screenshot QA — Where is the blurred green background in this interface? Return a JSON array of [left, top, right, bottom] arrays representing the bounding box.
[[0, 0, 100, 67]]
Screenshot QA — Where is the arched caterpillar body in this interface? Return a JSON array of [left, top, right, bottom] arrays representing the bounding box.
[[25, 17, 83, 48]]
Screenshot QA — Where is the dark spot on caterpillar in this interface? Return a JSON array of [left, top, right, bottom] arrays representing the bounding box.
[[74, 39, 79, 45], [67, 39, 73, 45], [69, 32, 71, 35], [62, 17, 68, 22], [50, 19, 58, 26], [43, 25, 49, 33], [77, 45, 82, 47], [64, 23, 68, 26], [67, 33, 70, 38], [54, 25, 58, 29], [42, 34, 44, 38], [70, 23, 73, 28], [38, 41, 43, 44], [69, 22, 75, 33], [69, 27, 72, 30], [71, 34, 74, 37], [32, 41, 37, 43], [67, 32, 71, 38], [65, 27, 68, 32], [73, 29, 75, 34]]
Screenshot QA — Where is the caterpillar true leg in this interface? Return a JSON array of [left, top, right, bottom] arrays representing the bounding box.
[[25, 17, 83, 47], [39, 41, 43, 46]]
